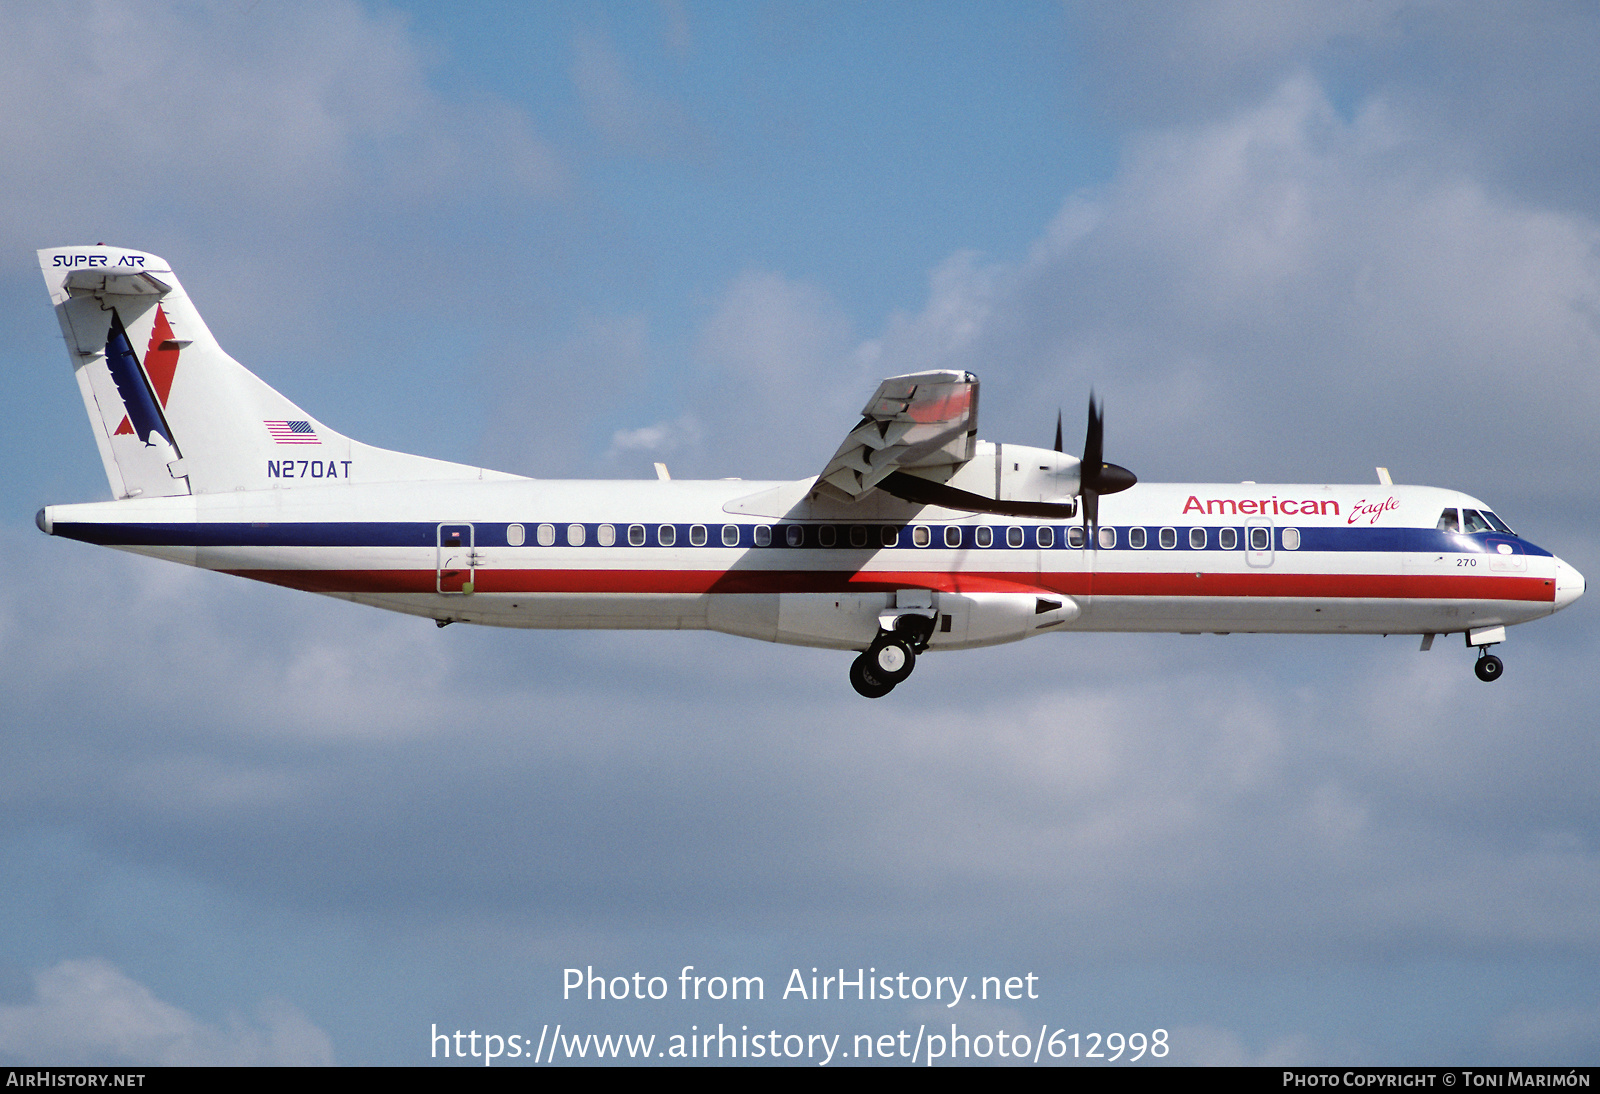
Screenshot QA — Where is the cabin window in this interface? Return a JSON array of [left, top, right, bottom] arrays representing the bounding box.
[[944, 525, 962, 548], [567, 523, 586, 547], [1041, 526, 1058, 548], [598, 524, 616, 547], [1189, 527, 1207, 550], [913, 525, 931, 548], [1098, 526, 1116, 549], [1159, 527, 1177, 549], [1219, 527, 1237, 550], [785, 525, 803, 547], [881, 526, 899, 547], [1436, 508, 1460, 533], [690, 524, 707, 546], [722, 524, 740, 547], [537, 523, 556, 547], [658, 524, 676, 547], [1129, 527, 1147, 549], [850, 525, 869, 548], [628, 524, 645, 546], [754, 525, 771, 547], [1249, 526, 1270, 551], [975, 526, 993, 548], [1282, 527, 1301, 550], [819, 525, 837, 547], [1007, 526, 1024, 548], [506, 523, 525, 547]]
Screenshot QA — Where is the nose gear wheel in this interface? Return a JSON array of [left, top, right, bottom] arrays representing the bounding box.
[[1474, 652, 1504, 682]]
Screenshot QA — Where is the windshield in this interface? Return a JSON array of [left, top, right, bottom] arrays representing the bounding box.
[[1464, 508, 1515, 535]]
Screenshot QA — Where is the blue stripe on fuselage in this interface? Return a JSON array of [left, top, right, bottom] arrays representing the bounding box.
[[46, 521, 1554, 557]]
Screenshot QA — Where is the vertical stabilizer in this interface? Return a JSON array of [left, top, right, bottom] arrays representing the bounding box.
[[38, 246, 519, 498]]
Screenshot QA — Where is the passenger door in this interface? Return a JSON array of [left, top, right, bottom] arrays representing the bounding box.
[[437, 523, 476, 594]]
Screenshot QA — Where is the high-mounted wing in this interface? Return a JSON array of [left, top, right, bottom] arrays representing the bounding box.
[[813, 370, 979, 503]]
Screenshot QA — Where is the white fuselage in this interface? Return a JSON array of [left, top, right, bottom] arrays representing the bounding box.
[[39, 475, 1583, 654]]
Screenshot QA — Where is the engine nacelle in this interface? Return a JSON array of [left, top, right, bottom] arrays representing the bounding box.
[[930, 441, 1081, 509]]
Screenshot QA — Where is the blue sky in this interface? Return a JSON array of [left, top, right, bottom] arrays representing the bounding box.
[[2, 1, 1598, 1066]]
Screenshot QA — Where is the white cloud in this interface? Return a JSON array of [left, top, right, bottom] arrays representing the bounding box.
[[606, 414, 704, 460], [0, 959, 332, 1066], [0, 0, 566, 331], [1067, 0, 1414, 123]]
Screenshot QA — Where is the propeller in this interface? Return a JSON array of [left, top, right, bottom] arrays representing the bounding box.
[[1077, 392, 1136, 536]]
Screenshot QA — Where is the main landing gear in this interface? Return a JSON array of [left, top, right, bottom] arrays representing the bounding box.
[[849, 615, 934, 698]]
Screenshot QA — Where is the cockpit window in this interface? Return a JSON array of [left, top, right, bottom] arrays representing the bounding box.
[[1462, 509, 1493, 534], [1436, 508, 1459, 533], [1482, 510, 1514, 534]]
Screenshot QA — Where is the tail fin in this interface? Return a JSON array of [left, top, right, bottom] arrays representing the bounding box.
[[38, 246, 516, 498]]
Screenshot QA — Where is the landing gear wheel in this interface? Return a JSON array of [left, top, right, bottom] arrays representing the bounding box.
[[849, 654, 895, 698], [1474, 653, 1504, 682], [868, 635, 916, 684]]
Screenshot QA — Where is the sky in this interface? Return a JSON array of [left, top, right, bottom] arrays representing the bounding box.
[[1, 0, 1598, 1067]]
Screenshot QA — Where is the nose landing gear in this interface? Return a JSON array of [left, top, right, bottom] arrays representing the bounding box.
[[1467, 625, 1507, 683]]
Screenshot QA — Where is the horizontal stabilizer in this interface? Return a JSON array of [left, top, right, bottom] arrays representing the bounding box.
[[63, 269, 172, 298]]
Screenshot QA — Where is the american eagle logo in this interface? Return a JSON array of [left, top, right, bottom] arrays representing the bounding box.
[[106, 305, 182, 449]]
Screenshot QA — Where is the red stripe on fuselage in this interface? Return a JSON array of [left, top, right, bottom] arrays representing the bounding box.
[[219, 567, 1557, 602]]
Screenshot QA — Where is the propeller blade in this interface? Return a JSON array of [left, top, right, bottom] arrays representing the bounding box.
[[1082, 393, 1103, 480], [1080, 393, 1103, 534], [1077, 391, 1136, 540], [1054, 410, 1063, 454]]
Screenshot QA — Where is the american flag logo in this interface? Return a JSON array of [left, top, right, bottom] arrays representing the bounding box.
[[264, 420, 320, 444]]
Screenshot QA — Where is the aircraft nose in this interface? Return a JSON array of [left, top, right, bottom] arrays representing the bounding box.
[[1554, 557, 1585, 612]]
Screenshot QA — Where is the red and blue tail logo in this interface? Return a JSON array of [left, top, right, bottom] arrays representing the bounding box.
[[106, 305, 181, 449]]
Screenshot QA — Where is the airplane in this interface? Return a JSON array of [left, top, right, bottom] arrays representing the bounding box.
[[33, 246, 1585, 697]]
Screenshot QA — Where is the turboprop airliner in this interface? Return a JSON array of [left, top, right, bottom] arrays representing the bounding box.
[[34, 246, 1584, 697]]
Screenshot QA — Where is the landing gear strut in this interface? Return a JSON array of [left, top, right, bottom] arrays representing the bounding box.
[[848, 613, 934, 698]]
